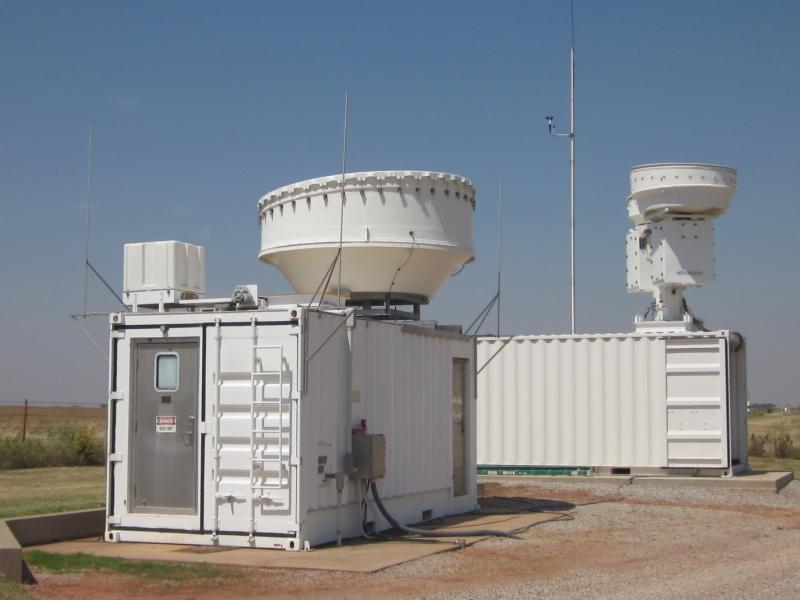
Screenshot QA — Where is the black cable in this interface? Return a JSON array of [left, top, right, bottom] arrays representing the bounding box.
[[384, 232, 416, 309], [450, 264, 466, 278], [681, 298, 708, 331], [369, 481, 519, 540]]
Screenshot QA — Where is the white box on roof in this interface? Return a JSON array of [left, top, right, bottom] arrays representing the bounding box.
[[123, 241, 205, 297]]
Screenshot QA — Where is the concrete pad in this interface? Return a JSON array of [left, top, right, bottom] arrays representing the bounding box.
[[479, 471, 794, 493], [29, 512, 557, 573], [0, 520, 22, 583], [630, 471, 794, 493]]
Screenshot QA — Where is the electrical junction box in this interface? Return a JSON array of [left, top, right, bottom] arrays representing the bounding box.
[[626, 219, 714, 292], [351, 432, 386, 480]]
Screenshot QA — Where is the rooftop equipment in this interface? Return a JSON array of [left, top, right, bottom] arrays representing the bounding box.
[[123, 241, 205, 310], [625, 163, 737, 330], [257, 171, 475, 314]]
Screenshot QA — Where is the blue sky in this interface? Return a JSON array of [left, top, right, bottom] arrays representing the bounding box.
[[1, 0, 798, 407]]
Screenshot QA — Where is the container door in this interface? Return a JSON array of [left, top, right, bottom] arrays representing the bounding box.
[[131, 340, 199, 514], [665, 338, 728, 468], [452, 358, 467, 496], [209, 324, 297, 535]]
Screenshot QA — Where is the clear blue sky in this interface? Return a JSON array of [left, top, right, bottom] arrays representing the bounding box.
[[1, 1, 798, 406]]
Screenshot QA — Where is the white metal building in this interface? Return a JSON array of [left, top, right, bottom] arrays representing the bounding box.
[[106, 304, 476, 549], [105, 171, 479, 549], [476, 331, 748, 475]]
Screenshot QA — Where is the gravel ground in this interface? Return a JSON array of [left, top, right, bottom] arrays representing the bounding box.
[[413, 478, 800, 600], [29, 478, 800, 600]]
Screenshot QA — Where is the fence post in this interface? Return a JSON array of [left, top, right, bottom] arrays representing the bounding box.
[[22, 399, 28, 442]]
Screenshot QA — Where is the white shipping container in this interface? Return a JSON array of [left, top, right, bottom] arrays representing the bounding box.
[[106, 305, 477, 550], [476, 331, 748, 476]]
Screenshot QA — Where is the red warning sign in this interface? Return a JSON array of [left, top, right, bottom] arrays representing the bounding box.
[[156, 415, 177, 433]]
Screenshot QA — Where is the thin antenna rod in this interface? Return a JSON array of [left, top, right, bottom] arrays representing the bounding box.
[[496, 181, 502, 337], [337, 92, 349, 308], [569, 1, 576, 334], [83, 124, 94, 316], [570, 0, 575, 47], [545, 1, 577, 333]]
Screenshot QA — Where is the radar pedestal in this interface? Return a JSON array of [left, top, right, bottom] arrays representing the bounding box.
[[625, 163, 737, 332]]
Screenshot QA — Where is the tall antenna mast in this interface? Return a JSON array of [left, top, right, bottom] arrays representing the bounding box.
[[496, 181, 502, 337], [337, 92, 349, 308], [546, 0, 577, 334], [83, 124, 94, 316]]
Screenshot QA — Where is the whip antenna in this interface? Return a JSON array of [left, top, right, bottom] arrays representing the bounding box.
[[337, 92, 349, 307]]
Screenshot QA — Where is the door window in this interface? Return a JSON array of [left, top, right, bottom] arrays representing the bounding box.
[[155, 353, 179, 392]]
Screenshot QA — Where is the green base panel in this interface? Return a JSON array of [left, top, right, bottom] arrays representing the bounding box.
[[477, 465, 592, 477]]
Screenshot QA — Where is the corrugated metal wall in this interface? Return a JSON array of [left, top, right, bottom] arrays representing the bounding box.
[[300, 316, 477, 520], [477, 335, 668, 468], [476, 332, 748, 472], [355, 322, 455, 498]]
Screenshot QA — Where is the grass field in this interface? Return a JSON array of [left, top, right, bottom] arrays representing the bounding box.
[[0, 406, 106, 439], [747, 411, 800, 437], [747, 411, 800, 477], [0, 406, 106, 470], [0, 467, 105, 518]]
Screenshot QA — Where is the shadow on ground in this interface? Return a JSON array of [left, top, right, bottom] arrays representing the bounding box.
[[479, 496, 575, 514]]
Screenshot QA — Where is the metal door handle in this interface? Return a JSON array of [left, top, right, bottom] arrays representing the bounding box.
[[185, 416, 195, 446]]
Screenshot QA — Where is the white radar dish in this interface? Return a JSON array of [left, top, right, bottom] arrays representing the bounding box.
[[628, 163, 737, 225], [257, 171, 475, 304]]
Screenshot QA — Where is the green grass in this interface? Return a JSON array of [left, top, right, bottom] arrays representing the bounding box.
[[0, 466, 105, 518], [0, 576, 35, 600], [24, 550, 231, 581], [749, 456, 800, 478]]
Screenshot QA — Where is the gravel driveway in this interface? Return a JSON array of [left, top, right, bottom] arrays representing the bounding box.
[[31, 477, 800, 599]]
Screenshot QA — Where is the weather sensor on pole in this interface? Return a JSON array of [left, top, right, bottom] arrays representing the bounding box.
[[546, 0, 577, 334], [626, 163, 737, 331]]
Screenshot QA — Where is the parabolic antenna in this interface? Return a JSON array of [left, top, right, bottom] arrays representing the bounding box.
[[258, 171, 475, 304]]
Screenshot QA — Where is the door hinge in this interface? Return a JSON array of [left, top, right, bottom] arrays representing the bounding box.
[[110, 391, 124, 402], [107, 515, 122, 525], [108, 453, 123, 463]]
